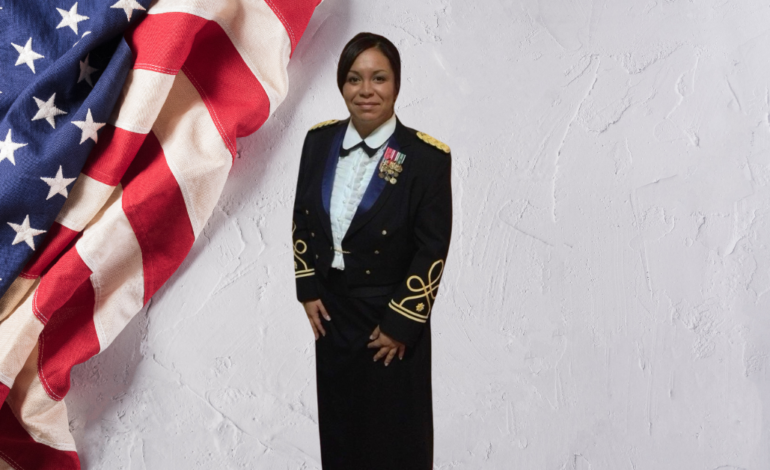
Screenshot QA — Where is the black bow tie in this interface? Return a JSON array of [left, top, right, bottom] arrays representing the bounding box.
[[339, 141, 381, 158]]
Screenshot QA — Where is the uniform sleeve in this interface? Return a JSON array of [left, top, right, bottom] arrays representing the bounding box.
[[380, 155, 452, 346], [293, 133, 320, 302]]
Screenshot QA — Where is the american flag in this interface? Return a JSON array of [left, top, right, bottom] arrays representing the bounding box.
[[0, 0, 321, 468]]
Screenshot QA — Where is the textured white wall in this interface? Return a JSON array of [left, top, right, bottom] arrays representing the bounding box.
[[65, 0, 770, 468]]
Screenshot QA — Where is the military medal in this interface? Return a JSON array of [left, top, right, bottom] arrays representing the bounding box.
[[380, 147, 406, 184]]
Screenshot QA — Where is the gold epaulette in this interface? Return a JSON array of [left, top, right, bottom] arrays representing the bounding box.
[[416, 131, 450, 154], [309, 119, 339, 131]]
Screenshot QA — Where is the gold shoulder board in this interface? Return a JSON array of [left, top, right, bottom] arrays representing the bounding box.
[[309, 119, 339, 131], [416, 131, 450, 154]]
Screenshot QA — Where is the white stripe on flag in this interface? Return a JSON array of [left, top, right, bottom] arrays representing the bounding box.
[[56, 174, 118, 232], [0, 294, 44, 393], [75, 187, 145, 351], [109, 69, 177, 134], [147, 0, 292, 114], [0, 277, 37, 323], [153, 71, 233, 239], [6, 344, 76, 451]]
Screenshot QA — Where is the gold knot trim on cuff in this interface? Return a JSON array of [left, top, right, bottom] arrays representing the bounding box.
[[388, 259, 445, 323], [416, 131, 450, 153], [309, 119, 339, 131], [293, 222, 314, 278]]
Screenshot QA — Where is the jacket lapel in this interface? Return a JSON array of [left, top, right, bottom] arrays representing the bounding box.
[[344, 118, 414, 240], [354, 133, 397, 215], [316, 120, 346, 242]]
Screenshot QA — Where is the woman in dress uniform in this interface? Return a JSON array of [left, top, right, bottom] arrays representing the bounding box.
[[292, 32, 452, 470]]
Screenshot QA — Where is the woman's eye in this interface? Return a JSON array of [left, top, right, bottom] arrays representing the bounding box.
[[348, 76, 359, 83]]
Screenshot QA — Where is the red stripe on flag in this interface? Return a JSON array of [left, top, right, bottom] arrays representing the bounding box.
[[0, 403, 80, 470], [34, 245, 93, 325], [126, 13, 208, 74], [0, 383, 8, 407], [21, 223, 80, 279], [37, 255, 98, 402], [264, 0, 322, 54], [122, 132, 195, 303], [81, 125, 146, 186], [182, 21, 271, 156]]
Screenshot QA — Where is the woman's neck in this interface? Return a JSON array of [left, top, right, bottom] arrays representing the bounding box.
[[351, 111, 394, 139]]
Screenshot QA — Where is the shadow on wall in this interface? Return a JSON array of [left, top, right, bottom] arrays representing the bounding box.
[[66, 0, 354, 458]]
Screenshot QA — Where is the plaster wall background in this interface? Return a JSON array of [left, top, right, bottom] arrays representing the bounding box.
[[64, 0, 770, 468]]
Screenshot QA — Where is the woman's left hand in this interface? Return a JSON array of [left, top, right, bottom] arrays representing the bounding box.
[[367, 326, 406, 366]]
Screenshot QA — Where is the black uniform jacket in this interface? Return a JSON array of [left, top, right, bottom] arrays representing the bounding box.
[[292, 117, 452, 346]]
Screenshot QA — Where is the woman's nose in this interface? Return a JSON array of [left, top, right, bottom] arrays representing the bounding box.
[[360, 80, 373, 95]]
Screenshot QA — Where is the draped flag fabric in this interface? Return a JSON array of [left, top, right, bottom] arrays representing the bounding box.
[[0, 0, 322, 468], [0, 0, 150, 300]]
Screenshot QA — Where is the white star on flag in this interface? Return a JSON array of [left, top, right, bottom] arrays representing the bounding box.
[[0, 129, 27, 166], [12, 38, 44, 74], [73, 31, 92, 48], [110, 0, 145, 21], [78, 54, 98, 86], [56, 3, 89, 34], [32, 93, 68, 129], [71, 109, 105, 144], [8, 215, 47, 251], [41, 166, 77, 200]]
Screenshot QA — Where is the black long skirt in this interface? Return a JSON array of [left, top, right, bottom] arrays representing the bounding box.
[[315, 270, 433, 470]]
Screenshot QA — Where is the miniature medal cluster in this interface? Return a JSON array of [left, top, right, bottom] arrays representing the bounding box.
[[380, 147, 406, 184]]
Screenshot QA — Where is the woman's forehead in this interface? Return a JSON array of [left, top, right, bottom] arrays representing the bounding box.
[[350, 48, 392, 70]]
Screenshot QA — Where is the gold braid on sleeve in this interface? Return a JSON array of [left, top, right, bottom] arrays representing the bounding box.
[[293, 222, 315, 278], [388, 260, 444, 323]]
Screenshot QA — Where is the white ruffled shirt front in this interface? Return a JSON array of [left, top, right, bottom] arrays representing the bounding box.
[[329, 114, 397, 269]]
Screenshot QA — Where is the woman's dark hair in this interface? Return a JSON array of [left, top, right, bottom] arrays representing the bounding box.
[[337, 33, 401, 95]]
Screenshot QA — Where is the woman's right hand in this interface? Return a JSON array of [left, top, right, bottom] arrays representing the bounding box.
[[302, 299, 331, 340]]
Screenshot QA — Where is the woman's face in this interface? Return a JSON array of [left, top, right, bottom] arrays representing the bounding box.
[[342, 47, 397, 130]]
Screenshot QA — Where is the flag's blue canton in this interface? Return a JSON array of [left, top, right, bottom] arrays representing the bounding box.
[[0, 0, 152, 298]]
